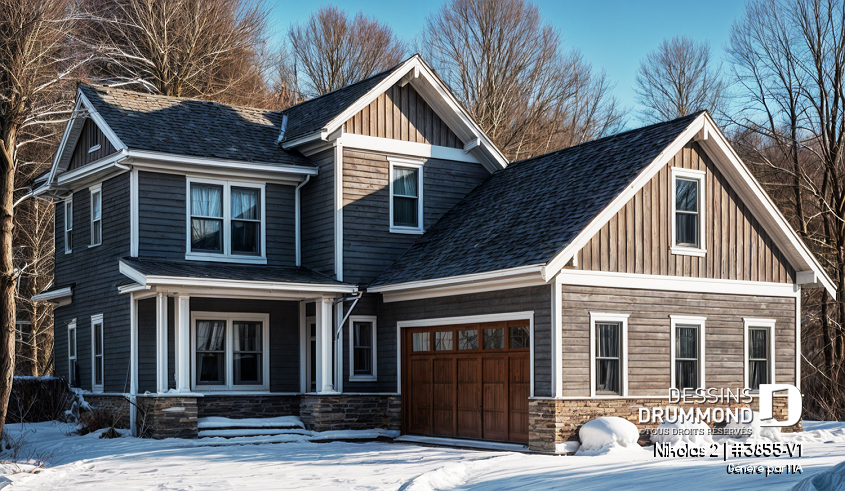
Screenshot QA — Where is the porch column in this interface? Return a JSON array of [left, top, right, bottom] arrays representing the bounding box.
[[156, 292, 168, 393], [174, 295, 191, 392], [315, 297, 335, 393]]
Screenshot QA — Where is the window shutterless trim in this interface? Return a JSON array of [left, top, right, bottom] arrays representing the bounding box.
[[67, 319, 77, 387], [190, 311, 270, 392], [348, 315, 378, 382], [589, 312, 629, 397], [89, 184, 102, 247], [670, 167, 706, 257], [669, 315, 707, 390], [91, 314, 104, 393], [64, 197, 73, 254], [743, 318, 776, 390], [388, 157, 425, 234]]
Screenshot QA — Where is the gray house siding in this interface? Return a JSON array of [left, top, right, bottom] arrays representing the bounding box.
[[342, 149, 490, 285], [136, 297, 175, 393], [53, 173, 132, 393], [300, 149, 335, 277], [376, 285, 553, 396]]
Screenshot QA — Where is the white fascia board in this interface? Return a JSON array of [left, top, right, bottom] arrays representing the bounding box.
[[56, 151, 128, 186], [31, 286, 73, 302], [373, 265, 546, 302], [117, 283, 150, 294], [370, 264, 544, 293], [126, 150, 318, 177], [48, 97, 85, 184], [339, 134, 481, 164]]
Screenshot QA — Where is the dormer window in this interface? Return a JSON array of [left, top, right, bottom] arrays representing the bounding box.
[[389, 158, 424, 234], [671, 167, 706, 257]]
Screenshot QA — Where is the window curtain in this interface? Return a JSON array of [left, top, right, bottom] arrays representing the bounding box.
[[749, 329, 768, 389], [231, 188, 259, 220], [196, 320, 226, 384], [393, 168, 418, 197], [393, 167, 418, 227], [596, 323, 620, 393], [192, 185, 223, 217], [231, 187, 260, 255], [191, 184, 223, 252]]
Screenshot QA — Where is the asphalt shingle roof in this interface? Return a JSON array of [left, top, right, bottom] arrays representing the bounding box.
[[79, 85, 310, 166], [121, 258, 352, 286], [371, 112, 703, 287]]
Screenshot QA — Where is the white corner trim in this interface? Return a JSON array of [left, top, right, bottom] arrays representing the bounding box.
[[669, 315, 707, 391], [670, 166, 707, 256], [589, 312, 629, 398], [335, 141, 344, 282], [341, 134, 481, 164], [743, 318, 777, 389], [551, 278, 562, 398], [91, 313, 104, 393], [795, 288, 801, 389], [130, 168, 139, 257], [299, 302, 307, 392], [348, 315, 378, 382]]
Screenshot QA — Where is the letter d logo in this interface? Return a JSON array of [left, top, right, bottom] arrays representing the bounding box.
[[758, 384, 802, 427]]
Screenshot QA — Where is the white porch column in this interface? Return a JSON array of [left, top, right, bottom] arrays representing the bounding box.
[[315, 297, 335, 393], [156, 292, 169, 393], [174, 295, 191, 392]]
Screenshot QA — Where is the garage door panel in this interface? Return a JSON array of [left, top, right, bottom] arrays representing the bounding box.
[[408, 358, 432, 434], [432, 358, 455, 436], [509, 356, 530, 442]]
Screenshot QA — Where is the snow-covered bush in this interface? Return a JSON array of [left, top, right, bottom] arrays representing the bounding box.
[[791, 459, 845, 491], [577, 416, 641, 455], [650, 418, 714, 446], [724, 411, 782, 441]]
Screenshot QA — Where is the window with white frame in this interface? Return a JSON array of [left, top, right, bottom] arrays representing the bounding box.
[[67, 319, 78, 387], [744, 318, 775, 390], [90, 185, 102, 247], [389, 159, 424, 233], [590, 313, 628, 396], [349, 316, 377, 381], [187, 179, 265, 263], [671, 167, 706, 256], [91, 314, 103, 392], [670, 315, 706, 391], [191, 312, 269, 390], [64, 198, 73, 254], [88, 127, 100, 153]]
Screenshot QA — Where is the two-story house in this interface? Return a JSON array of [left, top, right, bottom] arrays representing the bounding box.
[[33, 55, 834, 452]]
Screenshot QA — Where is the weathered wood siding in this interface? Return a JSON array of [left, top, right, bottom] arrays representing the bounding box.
[[379, 285, 553, 397], [68, 119, 116, 171], [560, 285, 796, 397], [576, 142, 796, 282], [344, 83, 462, 148], [300, 149, 335, 277], [342, 148, 490, 285]]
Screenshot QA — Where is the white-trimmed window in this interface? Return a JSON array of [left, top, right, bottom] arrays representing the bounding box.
[[91, 314, 103, 392], [670, 315, 706, 391], [186, 178, 266, 264], [349, 315, 377, 381], [744, 318, 776, 390], [90, 184, 102, 247], [191, 311, 270, 391], [67, 319, 78, 387], [590, 313, 629, 396], [671, 167, 706, 256], [64, 198, 73, 254], [389, 158, 424, 234]]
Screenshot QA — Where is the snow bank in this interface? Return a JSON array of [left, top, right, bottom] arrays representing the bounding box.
[[724, 411, 782, 441], [651, 419, 714, 446], [576, 416, 642, 455], [197, 416, 304, 429], [791, 459, 845, 491]]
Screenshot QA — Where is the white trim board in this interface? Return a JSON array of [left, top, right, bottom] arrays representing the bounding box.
[[589, 312, 629, 397], [341, 134, 481, 164], [743, 317, 777, 389], [669, 315, 707, 391], [348, 315, 378, 382], [32, 286, 73, 307]]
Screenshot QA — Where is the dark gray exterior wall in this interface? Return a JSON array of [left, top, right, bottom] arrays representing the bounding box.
[[136, 296, 175, 393], [137, 171, 296, 265], [300, 149, 335, 277], [53, 173, 131, 393], [374, 285, 553, 396]]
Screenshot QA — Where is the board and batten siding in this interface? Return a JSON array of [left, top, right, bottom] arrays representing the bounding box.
[[342, 148, 490, 285], [344, 82, 462, 148], [68, 119, 116, 171], [300, 149, 335, 277], [53, 173, 131, 393], [560, 285, 796, 397], [575, 142, 795, 283], [379, 285, 553, 397]]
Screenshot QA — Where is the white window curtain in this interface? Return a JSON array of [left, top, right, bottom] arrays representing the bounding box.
[[393, 167, 419, 227]]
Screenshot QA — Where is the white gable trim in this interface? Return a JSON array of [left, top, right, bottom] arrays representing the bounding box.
[[542, 113, 835, 299]]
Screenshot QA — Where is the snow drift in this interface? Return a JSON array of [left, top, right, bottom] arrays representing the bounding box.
[[724, 411, 782, 441], [650, 418, 714, 446], [576, 416, 642, 455], [792, 459, 845, 491]]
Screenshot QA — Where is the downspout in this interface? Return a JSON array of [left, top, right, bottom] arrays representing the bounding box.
[[294, 175, 311, 267], [333, 293, 363, 394]]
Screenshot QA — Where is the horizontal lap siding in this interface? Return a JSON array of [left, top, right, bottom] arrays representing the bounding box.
[[345, 83, 462, 148], [576, 142, 795, 282], [301, 149, 335, 277], [379, 286, 553, 397], [560, 285, 796, 397], [53, 173, 131, 392], [266, 184, 296, 265], [68, 119, 116, 171], [138, 172, 185, 260], [342, 149, 489, 285]]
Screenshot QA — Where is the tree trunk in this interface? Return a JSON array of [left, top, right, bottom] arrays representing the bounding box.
[[0, 153, 16, 436]]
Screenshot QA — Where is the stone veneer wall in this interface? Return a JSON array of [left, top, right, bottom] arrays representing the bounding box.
[[197, 395, 300, 419], [137, 396, 198, 439], [84, 394, 131, 429], [528, 397, 801, 453], [300, 394, 401, 432]]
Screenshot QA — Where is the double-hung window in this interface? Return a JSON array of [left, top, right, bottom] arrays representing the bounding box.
[[90, 185, 102, 247], [64, 198, 73, 253], [192, 312, 269, 390], [68, 319, 78, 387], [590, 313, 628, 396], [91, 314, 103, 392], [671, 168, 706, 256], [349, 316, 377, 381], [745, 318, 775, 390], [389, 158, 424, 234], [670, 316, 706, 391], [187, 178, 266, 263]]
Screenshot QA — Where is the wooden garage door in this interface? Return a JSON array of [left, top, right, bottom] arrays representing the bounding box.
[[403, 320, 530, 443]]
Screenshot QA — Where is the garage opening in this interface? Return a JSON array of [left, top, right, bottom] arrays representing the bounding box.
[[402, 320, 530, 443]]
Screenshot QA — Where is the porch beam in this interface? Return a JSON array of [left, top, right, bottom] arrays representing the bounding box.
[[174, 295, 191, 391], [156, 292, 169, 393], [316, 297, 335, 393]]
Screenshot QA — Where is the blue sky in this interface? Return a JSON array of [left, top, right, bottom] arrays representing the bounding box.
[[265, 0, 749, 116]]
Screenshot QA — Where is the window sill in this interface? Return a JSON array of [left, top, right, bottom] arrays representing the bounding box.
[[88, 243, 101, 248], [185, 253, 267, 265], [92, 386, 104, 394], [349, 376, 377, 382], [390, 226, 424, 235], [670, 246, 706, 257]]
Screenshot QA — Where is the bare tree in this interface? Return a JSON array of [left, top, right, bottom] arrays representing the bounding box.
[[635, 36, 728, 123], [0, 0, 81, 435], [288, 5, 405, 96], [727, 0, 845, 418], [80, 0, 275, 106], [418, 0, 624, 161]]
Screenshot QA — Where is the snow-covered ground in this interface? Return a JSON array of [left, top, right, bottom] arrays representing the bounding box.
[[1, 420, 844, 490]]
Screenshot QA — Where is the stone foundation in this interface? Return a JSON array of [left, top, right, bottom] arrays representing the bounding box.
[[85, 394, 131, 429], [528, 396, 801, 453], [300, 394, 401, 432], [198, 395, 300, 419], [136, 396, 198, 439]]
